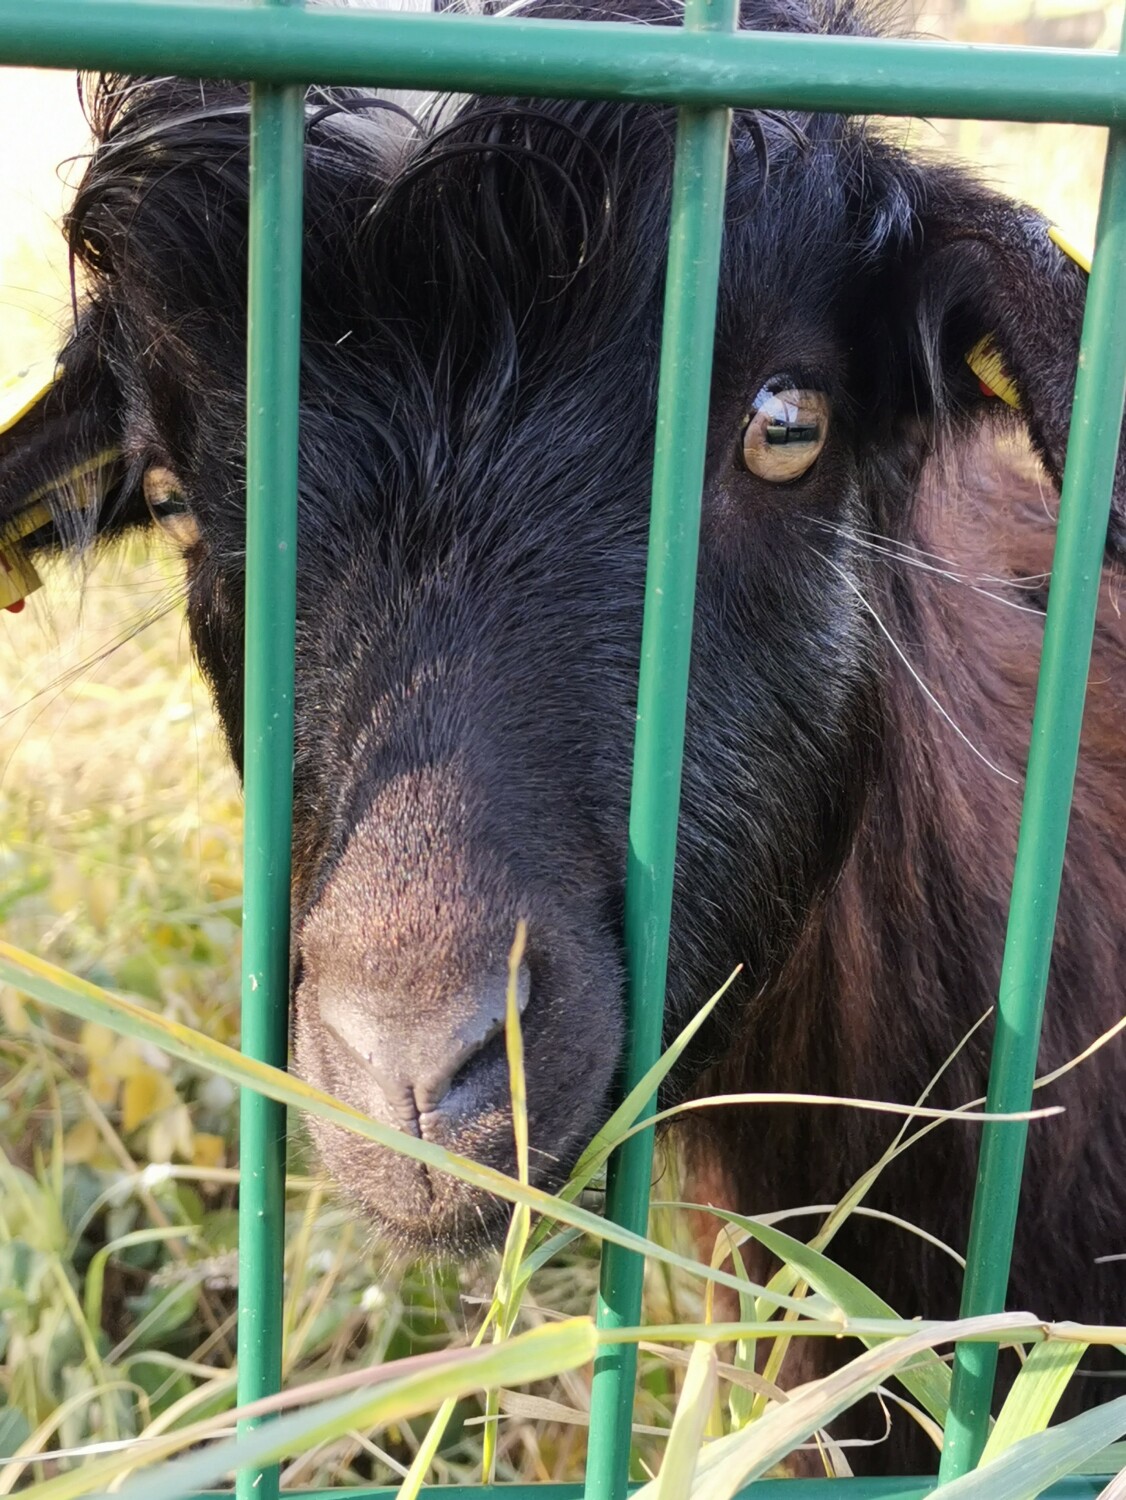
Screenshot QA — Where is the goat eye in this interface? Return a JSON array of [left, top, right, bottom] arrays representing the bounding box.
[[143, 467, 200, 549], [740, 386, 830, 483]]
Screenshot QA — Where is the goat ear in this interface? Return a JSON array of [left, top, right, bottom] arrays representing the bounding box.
[[894, 178, 1124, 563], [0, 327, 139, 612]]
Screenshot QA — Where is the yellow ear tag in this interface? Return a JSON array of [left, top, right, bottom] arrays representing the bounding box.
[[966, 334, 1021, 410], [0, 358, 64, 611], [0, 542, 43, 611], [0, 356, 61, 438], [1048, 224, 1092, 274], [964, 224, 1092, 413]]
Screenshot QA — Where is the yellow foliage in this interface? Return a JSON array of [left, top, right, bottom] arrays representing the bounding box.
[[80, 1021, 116, 1061], [83, 1024, 165, 1110], [146, 1103, 195, 1164], [61, 1117, 116, 1169], [86, 1060, 120, 1108], [191, 1132, 226, 1170], [122, 1067, 179, 1134], [0, 984, 30, 1035], [47, 859, 85, 918], [204, 869, 243, 901], [86, 873, 120, 935], [62, 1118, 100, 1164]]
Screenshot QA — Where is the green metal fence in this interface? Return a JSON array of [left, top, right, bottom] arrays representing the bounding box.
[[2, 0, 1124, 1496]]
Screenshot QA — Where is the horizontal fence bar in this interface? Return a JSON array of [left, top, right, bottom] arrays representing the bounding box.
[[182, 1478, 1113, 1500], [1, 1, 1125, 123]]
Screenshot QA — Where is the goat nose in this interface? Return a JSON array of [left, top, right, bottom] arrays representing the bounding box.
[[320, 962, 531, 1135]]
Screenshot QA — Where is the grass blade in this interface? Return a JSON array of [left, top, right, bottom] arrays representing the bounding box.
[[631, 1315, 1029, 1500], [83, 1224, 199, 1337], [934, 1395, 1126, 1500], [482, 922, 532, 1483], [655, 1341, 718, 1500], [1098, 1463, 1126, 1499], [694, 1206, 951, 1424], [0, 940, 808, 1314], [556, 966, 742, 1210], [980, 1340, 1088, 1463], [395, 1392, 460, 1500], [16, 1318, 599, 1500], [717, 1233, 758, 1430], [1079, 1445, 1126, 1476]]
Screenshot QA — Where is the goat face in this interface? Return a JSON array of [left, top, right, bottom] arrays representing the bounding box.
[[1, 0, 1116, 1257]]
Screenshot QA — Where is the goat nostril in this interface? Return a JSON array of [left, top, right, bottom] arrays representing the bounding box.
[[380, 1080, 423, 1138], [413, 1072, 454, 1116], [321, 960, 531, 1130]]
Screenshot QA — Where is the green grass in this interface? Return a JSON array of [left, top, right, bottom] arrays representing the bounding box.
[[5, 901, 1126, 1498]]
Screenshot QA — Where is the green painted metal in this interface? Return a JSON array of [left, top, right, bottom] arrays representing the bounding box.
[[235, 17, 305, 1500], [182, 1477, 1112, 1500], [4, 0, 1125, 1495], [584, 3, 735, 1495], [1, 1, 1126, 125], [937, 87, 1126, 1495]]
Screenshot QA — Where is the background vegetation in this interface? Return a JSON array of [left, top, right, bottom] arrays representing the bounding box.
[[1, 1, 1122, 1490]]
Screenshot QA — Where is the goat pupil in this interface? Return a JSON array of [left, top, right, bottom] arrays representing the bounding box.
[[765, 422, 820, 445]]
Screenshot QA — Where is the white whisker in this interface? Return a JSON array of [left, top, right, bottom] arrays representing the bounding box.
[[808, 517, 1049, 614], [812, 547, 1019, 785]]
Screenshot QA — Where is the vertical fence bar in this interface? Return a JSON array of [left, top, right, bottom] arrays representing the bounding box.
[[938, 82, 1126, 1491], [235, 6, 304, 1498], [583, 3, 736, 1497]]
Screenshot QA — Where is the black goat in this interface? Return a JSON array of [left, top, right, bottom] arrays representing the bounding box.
[[2, 0, 1124, 1471]]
